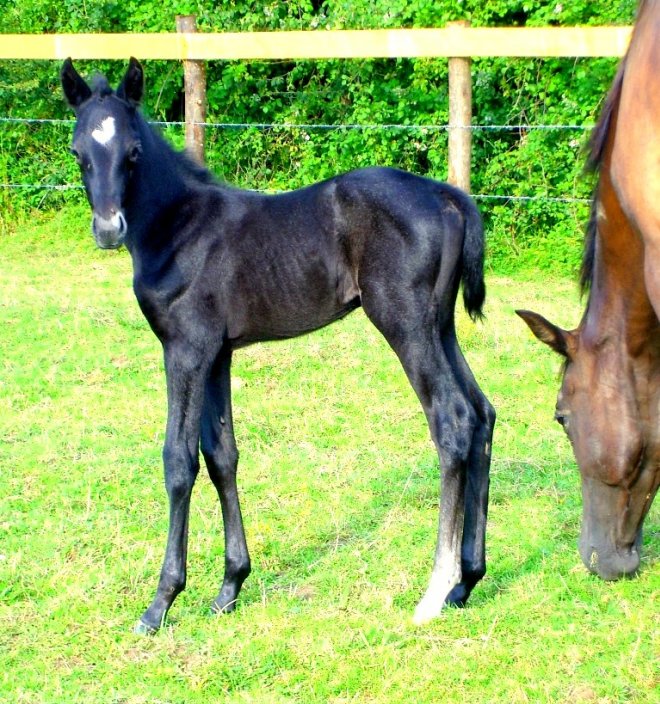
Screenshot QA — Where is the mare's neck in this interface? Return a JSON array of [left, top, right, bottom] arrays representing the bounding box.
[[584, 99, 660, 355], [586, 179, 658, 357]]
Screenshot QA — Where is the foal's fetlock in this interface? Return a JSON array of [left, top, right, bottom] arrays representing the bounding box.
[[211, 586, 240, 615], [444, 582, 471, 607]]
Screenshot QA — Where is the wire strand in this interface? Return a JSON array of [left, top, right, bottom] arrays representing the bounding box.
[[0, 117, 593, 202], [0, 116, 592, 132], [0, 183, 590, 203]]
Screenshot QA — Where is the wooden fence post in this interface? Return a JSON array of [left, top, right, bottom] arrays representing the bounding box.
[[447, 21, 472, 193], [176, 15, 206, 165]]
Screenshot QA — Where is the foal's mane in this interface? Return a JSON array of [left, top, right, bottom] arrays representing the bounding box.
[[132, 104, 217, 188], [165, 133, 218, 188], [91, 75, 113, 98]]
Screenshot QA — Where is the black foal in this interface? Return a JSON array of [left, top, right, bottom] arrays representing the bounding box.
[[61, 58, 495, 632]]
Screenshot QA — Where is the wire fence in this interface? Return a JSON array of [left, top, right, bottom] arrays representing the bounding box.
[[0, 116, 594, 204]]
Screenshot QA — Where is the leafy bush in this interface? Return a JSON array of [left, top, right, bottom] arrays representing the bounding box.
[[0, 0, 637, 272]]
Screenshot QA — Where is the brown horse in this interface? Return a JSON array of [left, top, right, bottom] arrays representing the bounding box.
[[517, 0, 660, 581]]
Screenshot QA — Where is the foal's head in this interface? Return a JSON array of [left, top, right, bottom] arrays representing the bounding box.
[[61, 58, 144, 249]]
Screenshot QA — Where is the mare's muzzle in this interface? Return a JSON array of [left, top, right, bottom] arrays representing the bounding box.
[[578, 477, 642, 580], [92, 210, 127, 249], [579, 532, 641, 580]]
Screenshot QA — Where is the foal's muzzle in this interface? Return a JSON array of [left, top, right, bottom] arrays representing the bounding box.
[[92, 210, 127, 249]]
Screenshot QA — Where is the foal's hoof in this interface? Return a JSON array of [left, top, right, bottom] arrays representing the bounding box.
[[133, 619, 158, 636], [412, 597, 444, 626], [210, 597, 237, 616], [444, 583, 470, 608]]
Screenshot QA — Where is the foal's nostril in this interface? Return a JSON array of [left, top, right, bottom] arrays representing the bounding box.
[[92, 209, 128, 248], [115, 211, 127, 235]]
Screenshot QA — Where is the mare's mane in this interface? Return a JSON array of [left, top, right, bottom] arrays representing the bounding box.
[[580, 0, 650, 295], [580, 60, 626, 295]]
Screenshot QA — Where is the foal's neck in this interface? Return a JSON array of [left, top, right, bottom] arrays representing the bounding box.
[[124, 117, 191, 252]]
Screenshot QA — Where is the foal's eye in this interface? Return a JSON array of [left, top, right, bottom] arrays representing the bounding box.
[[127, 144, 142, 164], [70, 148, 82, 164], [555, 410, 568, 428]]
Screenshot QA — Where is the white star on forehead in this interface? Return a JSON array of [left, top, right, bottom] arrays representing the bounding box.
[[91, 116, 116, 146]]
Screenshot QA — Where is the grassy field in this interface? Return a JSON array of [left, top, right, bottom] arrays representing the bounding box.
[[0, 208, 658, 704]]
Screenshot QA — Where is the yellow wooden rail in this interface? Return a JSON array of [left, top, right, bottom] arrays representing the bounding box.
[[0, 26, 632, 60]]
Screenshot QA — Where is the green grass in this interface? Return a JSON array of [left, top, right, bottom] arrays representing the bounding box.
[[0, 208, 658, 704]]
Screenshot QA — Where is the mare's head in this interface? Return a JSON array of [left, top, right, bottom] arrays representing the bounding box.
[[512, 51, 660, 581], [61, 58, 144, 249], [515, 307, 654, 581]]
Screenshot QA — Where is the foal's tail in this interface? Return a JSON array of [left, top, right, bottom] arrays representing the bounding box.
[[454, 188, 486, 322]]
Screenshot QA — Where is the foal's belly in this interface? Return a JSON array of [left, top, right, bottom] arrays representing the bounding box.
[[226, 267, 360, 347], [228, 297, 361, 346]]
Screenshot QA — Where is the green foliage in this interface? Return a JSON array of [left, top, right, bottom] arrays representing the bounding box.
[[0, 0, 638, 272]]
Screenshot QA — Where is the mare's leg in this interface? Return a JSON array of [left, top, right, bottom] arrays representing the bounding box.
[[442, 325, 495, 607], [361, 291, 475, 624], [200, 347, 251, 614], [136, 342, 210, 634]]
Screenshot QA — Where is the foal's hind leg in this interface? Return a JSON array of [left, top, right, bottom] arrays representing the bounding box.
[[442, 325, 495, 607], [200, 347, 251, 615], [410, 345, 476, 625], [361, 294, 475, 623]]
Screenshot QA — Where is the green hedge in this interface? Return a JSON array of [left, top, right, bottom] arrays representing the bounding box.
[[0, 0, 637, 272]]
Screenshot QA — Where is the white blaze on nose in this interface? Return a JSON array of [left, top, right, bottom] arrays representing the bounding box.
[[92, 116, 116, 146]]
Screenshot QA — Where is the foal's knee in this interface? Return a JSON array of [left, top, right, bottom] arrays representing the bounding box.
[[163, 441, 199, 498], [201, 439, 239, 483]]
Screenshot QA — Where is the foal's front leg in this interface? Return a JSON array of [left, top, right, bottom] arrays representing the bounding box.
[[135, 343, 211, 634], [409, 349, 476, 625]]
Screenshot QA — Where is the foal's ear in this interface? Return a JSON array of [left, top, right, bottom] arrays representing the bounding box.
[[516, 309, 576, 358], [61, 58, 92, 109], [117, 57, 144, 106]]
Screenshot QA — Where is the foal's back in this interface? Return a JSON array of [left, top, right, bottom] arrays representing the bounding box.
[[188, 167, 471, 347]]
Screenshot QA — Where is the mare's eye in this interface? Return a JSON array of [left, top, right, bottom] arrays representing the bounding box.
[[70, 148, 82, 164], [555, 410, 568, 428]]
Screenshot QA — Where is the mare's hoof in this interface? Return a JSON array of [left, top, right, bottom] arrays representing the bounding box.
[[133, 619, 158, 636]]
